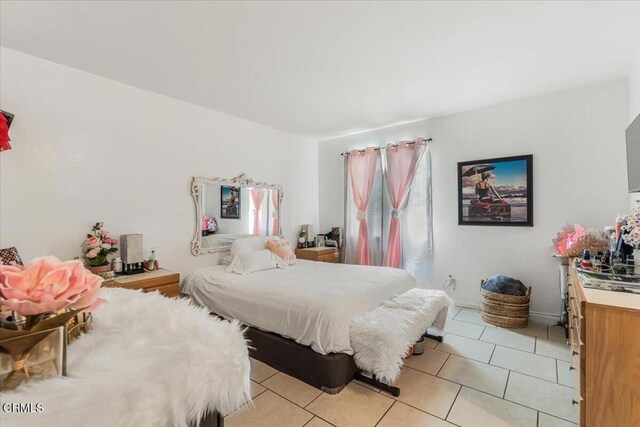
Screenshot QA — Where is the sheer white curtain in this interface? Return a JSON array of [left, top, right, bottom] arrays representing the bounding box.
[[344, 144, 433, 288]]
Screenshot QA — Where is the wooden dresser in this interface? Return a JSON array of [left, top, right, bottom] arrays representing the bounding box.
[[567, 261, 640, 426], [295, 247, 341, 263], [103, 269, 180, 298]]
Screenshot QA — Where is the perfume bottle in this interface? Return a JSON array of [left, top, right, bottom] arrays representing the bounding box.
[[147, 249, 156, 271], [580, 249, 593, 269]]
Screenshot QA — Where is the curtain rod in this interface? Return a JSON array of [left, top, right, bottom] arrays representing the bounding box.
[[340, 138, 432, 156]]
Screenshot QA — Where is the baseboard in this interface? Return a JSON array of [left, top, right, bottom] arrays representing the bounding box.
[[452, 300, 560, 324]]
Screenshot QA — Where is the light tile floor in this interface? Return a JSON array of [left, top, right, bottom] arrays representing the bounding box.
[[226, 308, 577, 427]]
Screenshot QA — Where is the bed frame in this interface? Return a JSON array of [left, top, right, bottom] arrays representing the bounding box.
[[245, 325, 443, 397]]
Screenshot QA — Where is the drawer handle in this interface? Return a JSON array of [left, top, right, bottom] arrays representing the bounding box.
[[573, 315, 578, 320], [572, 399, 579, 406], [569, 366, 576, 371], [568, 283, 572, 287], [572, 350, 579, 356], [569, 296, 575, 301]]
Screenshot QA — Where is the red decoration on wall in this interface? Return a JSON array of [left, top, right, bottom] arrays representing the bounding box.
[[0, 112, 12, 152]]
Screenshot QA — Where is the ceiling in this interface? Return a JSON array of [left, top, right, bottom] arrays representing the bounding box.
[[1, 1, 639, 140]]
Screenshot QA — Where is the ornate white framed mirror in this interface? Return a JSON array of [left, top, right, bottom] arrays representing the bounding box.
[[191, 174, 283, 255]]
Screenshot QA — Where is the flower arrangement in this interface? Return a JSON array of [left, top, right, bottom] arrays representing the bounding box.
[[0, 256, 104, 327], [83, 222, 118, 267], [552, 223, 607, 257], [622, 208, 640, 249], [201, 216, 218, 235], [0, 256, 104, 385], [207, 217, 218, 233]]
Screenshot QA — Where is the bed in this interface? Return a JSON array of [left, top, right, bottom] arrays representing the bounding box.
[[182, 258, 451, 395]]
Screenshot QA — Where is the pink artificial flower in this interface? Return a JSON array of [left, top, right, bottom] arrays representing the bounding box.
[[565, 224, 586, 251], [86, 236, 100, 249], [100, 230, 108, 238], [85, 247, 101, 259], [0, 256, 105, 315], [103, 237, 118, 245]]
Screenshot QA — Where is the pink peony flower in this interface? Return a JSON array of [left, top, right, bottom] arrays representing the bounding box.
[[0, 256, 105, 315]]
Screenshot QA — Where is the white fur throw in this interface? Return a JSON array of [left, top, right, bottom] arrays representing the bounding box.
[[350, 288, 452, 384], [2, 288, 251, 427]]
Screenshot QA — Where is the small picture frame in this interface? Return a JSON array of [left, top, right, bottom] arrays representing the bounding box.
[[220, 186, 241, 219], [314, 235, 326, 248]]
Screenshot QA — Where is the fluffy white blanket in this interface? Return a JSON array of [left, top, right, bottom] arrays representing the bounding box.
[[2, 288, 251, 427], [350, 288, 452, 384]]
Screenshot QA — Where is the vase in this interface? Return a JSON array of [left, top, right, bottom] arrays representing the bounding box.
[[87, 264, 110, 274], [635, 249, 640, 268], [87, 264, 113, 280]]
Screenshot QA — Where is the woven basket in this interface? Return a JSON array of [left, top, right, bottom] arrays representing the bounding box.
[[480, 285, 531, 328]]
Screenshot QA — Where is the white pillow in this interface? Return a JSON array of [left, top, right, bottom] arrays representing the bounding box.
[[231, 236, 278, 257], [226, 249, 287, 275]]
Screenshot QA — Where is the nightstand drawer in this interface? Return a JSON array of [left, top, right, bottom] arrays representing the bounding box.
[[318, 251, 340, 263], [146, 283, 180, 298], [104, 269, 180, 298], [295, 248, 341, 263]]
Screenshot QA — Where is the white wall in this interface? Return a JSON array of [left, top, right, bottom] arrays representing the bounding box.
[[319, 80, 629, 315], [0, 48, 319, 276], [630, 50, 640, 122], [629, 49, 640, 208]]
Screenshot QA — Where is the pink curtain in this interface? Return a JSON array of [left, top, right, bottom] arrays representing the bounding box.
[[271, 190, 279, 236], [384, 138, 427, 268], [348, 147, 378, 265], [251, 188, 265, 236]]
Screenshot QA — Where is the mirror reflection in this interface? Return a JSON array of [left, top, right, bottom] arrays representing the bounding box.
[[191, 175, 282, 255]]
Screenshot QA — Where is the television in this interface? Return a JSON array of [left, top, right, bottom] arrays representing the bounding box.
[[627, 113, 640, 193]]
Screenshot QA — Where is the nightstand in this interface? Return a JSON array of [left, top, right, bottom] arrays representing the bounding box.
[[102, 269, 180, 298], [295, 247, 341, 263]]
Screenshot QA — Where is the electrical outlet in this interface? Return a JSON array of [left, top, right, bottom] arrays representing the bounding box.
[[443, 274, 456, 290]]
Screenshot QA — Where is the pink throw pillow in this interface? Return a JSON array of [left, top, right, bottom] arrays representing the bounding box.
[[265, 239, 296, 265]]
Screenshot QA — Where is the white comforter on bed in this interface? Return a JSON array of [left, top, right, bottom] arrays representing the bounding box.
[[181, 260, 416, 355]]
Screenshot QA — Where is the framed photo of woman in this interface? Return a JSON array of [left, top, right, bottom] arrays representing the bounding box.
[[457, 155, 533, 226], [220, 186, 241, 219]]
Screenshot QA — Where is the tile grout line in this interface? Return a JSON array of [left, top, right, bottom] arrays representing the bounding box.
[[488, 343, 497, 364], [379, 390, 462, 425], [503, 370, 511, 399], [373, 400, 396, 427], [256, 370, 279, 384], [434, 352, 452, 377], [444, 385, 463, 422], [508, 369, 575, 390]]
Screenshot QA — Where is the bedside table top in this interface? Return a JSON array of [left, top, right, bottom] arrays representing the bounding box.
[[296, 247, 338, 253], [103, 269, 179, 287]]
